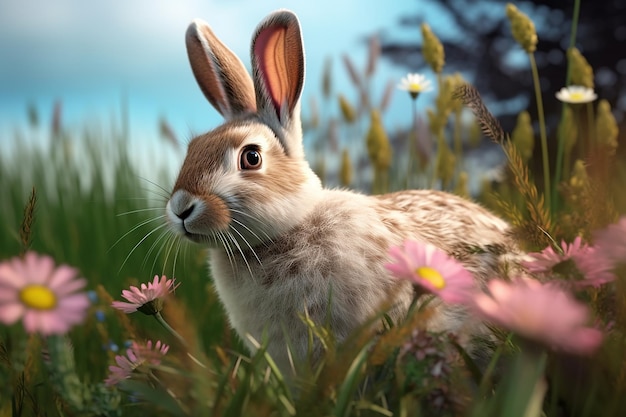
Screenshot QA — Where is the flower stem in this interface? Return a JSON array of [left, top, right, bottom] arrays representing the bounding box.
[[154, 312, 186, 346], [407, 98, 417, 189], [154, 312, 206, 369], [553, 0, 581, 211], [529, 52, 551, 211]]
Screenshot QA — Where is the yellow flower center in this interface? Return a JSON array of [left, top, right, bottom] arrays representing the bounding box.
[[415, 267, 446, 289], [569, 92, 584, 101], [20, 285, 57, 310], [409, 82, 423, 92]]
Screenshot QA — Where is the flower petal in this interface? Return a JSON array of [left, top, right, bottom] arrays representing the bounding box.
[[0, 301, 25, 324]]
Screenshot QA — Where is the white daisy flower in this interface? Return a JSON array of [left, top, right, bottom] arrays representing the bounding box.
[[397, 73, 433, 99], [556, 85, 597, 104]]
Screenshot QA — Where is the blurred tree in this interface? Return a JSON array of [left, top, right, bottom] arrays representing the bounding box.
[[379, 0, 626, 137]]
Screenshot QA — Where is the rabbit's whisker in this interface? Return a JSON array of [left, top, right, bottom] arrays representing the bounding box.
[[144, 227, 174, 273], [230, 209, 273, 243], [109, 215, 166, 253], [118, 222, 170, 274], [137, 176, 172, 199], [162, 231, 179, 272], [226, 230, 255, 281], [116, 207, 163, 217], [231, 218, 269, 249], [229, 223, 263, 268], [216, 231, 236, 274], [172, 236, 183, 279]]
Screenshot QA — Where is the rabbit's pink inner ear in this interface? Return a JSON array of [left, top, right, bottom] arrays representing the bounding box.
[[254, 25, 303, 119]]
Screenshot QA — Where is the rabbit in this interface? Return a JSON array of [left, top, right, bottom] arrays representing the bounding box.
[[165, 9, 521, 373]]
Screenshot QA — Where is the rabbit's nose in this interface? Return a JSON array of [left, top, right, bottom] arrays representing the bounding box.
[[178, 204, 195, 220], [168, 189, 196, 220]]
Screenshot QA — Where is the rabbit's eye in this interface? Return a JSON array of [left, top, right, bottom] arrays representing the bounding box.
[[240, 146, 262, 170]]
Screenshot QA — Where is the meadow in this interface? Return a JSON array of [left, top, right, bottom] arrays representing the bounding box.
[[1, 2, 626, 416]]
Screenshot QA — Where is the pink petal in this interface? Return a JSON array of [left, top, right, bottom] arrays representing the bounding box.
[[472, 292, 502, 321], [384, 262, 411, 279], [58, 293, 90, 310], [22, 310, 41, 333], [111, 301, 139, 313], [54, 278, 87, 296], [562, 327, 603, 355], [0, 263, 25, 289], [0, 287, 18, 301], [25, 253, 55, 284], [0, 301, 25, 324], [47, 265, 78, 288]]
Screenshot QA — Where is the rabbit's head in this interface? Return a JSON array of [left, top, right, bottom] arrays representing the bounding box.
[[166, 10, 322, 248]]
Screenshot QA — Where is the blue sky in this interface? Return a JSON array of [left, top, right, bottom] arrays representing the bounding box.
[[0, 1, 439, 143]]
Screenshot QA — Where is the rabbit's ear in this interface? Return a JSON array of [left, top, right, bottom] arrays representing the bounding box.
[[186, 19, 256, 119], [251, 10, 305, 158]]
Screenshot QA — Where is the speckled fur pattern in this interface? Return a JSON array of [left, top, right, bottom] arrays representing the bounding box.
[[167, 10, 522, 374], [207, 189, 519, 371]]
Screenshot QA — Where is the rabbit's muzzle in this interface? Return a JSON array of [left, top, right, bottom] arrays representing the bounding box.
[[166, 189, 231, 242]]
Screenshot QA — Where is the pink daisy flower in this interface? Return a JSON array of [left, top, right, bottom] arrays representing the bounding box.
[[523, 237, 614, 288], [111, 275, 177, 315], [593, 216, 626, 265], [473, 278, 603, 355], [0, 252, 90, 335], [104, 339, 169, 386], [523, 236, 588, 274], [573, 246, 616, 288], [385, 240, 476, 304]]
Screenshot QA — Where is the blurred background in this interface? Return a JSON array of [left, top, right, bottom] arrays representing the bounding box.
[[1, 0, 625, 186]]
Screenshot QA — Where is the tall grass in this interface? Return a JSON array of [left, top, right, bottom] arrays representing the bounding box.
[[0, 124, 230, 381]]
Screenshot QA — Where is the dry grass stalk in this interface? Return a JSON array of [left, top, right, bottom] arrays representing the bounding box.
[[20, 187, 37, 255]]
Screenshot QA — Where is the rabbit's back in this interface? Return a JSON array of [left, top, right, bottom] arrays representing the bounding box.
[[375, 189, 519, 281]]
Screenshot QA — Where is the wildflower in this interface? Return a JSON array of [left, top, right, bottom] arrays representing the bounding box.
[[573, 247, 617, 288], [338, 94, 356, 124], [511, 111, 535, 164], [365, 109, 392, 171], [568, 47, 594, 89], [453, 171, 469, 199], [365, 35, 380, 78], [593, 216, 626, 265], [421, 23, 445, 73], [506, 3, 538, 53], [385, 240, 475, 304], [399, 329, 460, 411], [322, 57, 332, 99], [379, 79, 395, 113], [523, 237, 614, 288], [595, 99, 618, 154], [569, 160, 589, 191], [435, 135, 456, 189], [111, 275, 177, 315], [339, 148, 352, 187], [0, 252, 90, 335], [473, 278, 603, 355], [104, 340, 169, 386], [556, 86, 597, 104], [558, 106, 578, 154], [523, 236, 587, 274], [397, 73, 433, 100]]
